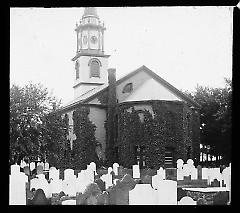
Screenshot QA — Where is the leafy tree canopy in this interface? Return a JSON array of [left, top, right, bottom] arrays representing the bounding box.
[[183, 78, 232, 163], [10, 82, 63, 164]]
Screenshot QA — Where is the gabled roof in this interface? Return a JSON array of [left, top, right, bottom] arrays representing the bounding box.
[[59, 65, 201, 112]]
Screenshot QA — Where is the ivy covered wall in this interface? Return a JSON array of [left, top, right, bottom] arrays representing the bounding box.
[[72, 106, 99, 170], [116, 100, 200, 168]]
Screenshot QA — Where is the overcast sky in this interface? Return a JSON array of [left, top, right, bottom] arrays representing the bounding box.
[[10, 7, 233, 105]]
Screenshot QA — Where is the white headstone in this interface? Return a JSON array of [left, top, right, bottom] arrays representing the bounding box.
[[89, 162, 97, 173], [113, 163, 119, 175], [62, 199, 76, 205], [64, 169, 75, 180], [222, 166, 231, 191], [76, 170, 91, 193], [49, 179, 63, 194], [202, 168, 208, 180], [187, 159, 194, 166], [30, 162, 35, 171], [34, 174, 51, 198], [178, 196, 196, 205], [183, 164, 191, 177], [49, 167, 59, 180], [129, 184, 157, 205], [177, 159, 184, 169], [152, 174, 164, 190], [62, 178, 77, 197], [9, 172, 27, 205], [86, 167, 95, 183], [190, 168, 198, 180], [132, 165, 140, 178], [107, 167, 113, 174], [156, 180, 177, 205], [157, 167, 165, 180], [11, 164, 20, 175], [101, 173, 112, 189], [20, 160, 27, 168], [44, 162, 49, 171]]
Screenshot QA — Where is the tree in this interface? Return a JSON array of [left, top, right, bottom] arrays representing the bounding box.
[[10, 82, 63, 164], [183, 78, 232, 164]]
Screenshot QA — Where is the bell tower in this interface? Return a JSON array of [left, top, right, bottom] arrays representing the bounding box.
[[72, 7, 110, 98]]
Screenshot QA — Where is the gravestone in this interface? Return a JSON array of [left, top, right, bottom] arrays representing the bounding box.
[[49, 179, 63, 195], [11, 164, 20, 175], [120, 174, 136, 190], [132, 165, 140, 179], [20, 160, 27, 168], [9, 170, 28, 205], [129, 184, 157, 205], [156, 180, 177, 205], [197, 165, 202, 180], [202, 168, 208, 180], [32, 174, 50, 198], [23, 166, 30, 176], [30, 188, 50, 205], [157, 167, 165, 180], [44, 163, 49, 171], [101, 173, 112, 189], [62, 199, 76, 205], [183, 164, 191, 179], [95, 178, 106, 192], [76, 170, 91, 193], [113, 163, 119, 176], [36, 165, 44, 175], [49, 167, 59, 180], [142, 175, 152, 184], [178, 196, 196, 205], [89, 162, 97, 174], [190, 168, 198, 180], [177, 159, 184, 180], [64, 169, 75, 180], [62, 174, 77, 197], [118, 166, 124, 177], [30, 162, 35, 171]]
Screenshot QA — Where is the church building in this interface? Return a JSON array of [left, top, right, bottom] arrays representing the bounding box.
[[56, 7, 201, 169]]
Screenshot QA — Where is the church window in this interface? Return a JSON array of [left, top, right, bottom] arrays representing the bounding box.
[[165, 147, 174, 168], [89, 59, 100, 78], [75, 61, 79, 79], [134, 145, 146, 168], [122, 83, 133, 93]]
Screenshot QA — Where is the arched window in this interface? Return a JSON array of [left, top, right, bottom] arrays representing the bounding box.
[[89, 59, 100, 78], [122, 83, 133, 93]]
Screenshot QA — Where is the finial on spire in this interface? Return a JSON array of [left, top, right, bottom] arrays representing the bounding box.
[[83, 7, 98, 18]]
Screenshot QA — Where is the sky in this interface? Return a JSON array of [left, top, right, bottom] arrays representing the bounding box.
[[10, 7, 233, 105]]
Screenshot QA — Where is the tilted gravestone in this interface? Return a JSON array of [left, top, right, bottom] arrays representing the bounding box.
[[23, 166, 30, 176]]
